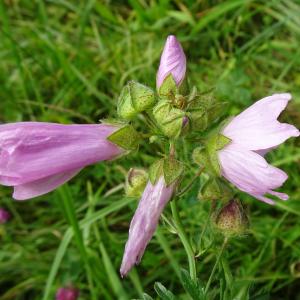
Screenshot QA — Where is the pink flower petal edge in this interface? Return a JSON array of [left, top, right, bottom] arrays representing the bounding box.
[[222, 93, 299, 152], [120, 176, 175, 277], [218, 143, 288, 205], [0, 122, 124, 200], [156, 35, 186, 89]]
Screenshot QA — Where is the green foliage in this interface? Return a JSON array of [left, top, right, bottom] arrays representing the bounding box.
[[0, 1, 300, 300]]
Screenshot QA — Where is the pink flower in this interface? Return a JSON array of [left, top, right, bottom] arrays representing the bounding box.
[[156, 35, 186, 89], [56, 287, 79, 300], [218, 93, 299, 204], [120, 176, 175, 277], [0, 122, 124, 200], [0, 208, 10, 224]]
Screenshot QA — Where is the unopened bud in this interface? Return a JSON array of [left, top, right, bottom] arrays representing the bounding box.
[[156, 35, 186, 92], [0, 208, 10, 224], [187, 94, 227, 132], [125, 168, 148, 197], [117, 81, 155, 120], [153, 100, 186, 138], [215, 199, 248, 237]]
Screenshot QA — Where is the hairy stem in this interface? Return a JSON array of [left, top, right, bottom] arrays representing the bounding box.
[[205, 237, 228, 294]]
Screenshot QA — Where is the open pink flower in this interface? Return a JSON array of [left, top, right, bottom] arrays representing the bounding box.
[[156, 35, 186, 89], [120, 176, 175, 277], [218, 93, 299, 204], [0, 122, 124, 200]]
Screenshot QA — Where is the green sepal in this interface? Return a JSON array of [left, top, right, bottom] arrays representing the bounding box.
[[153, 100, 186, 138], [158, 74, 177, 98], [149, 159, 164, 185], [198, 178, 233, 201], [192, 146, 220, 177], [107, 125, 141, 151], [163, 158, 184, 186], [117, 81, 155, 120], [207, 133, 231, 152], [100, 118, 128, 126]]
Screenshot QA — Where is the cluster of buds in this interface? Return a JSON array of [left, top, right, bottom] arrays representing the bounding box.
[[0, 35, 298, 280]]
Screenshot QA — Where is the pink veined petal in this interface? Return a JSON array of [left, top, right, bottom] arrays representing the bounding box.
[[255, 146, 277, 156], [156, 35, 186, 89], [250, 194, 275, 205], [222, 93, 299, 151], [13, 168, 81, 201], [218, 143, 288, 202], [120, 177, 175, 277], [0, 122, 123, 186]]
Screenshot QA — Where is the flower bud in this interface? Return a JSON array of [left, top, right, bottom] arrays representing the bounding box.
[[125, 168, 148, 197], [215, 199, 248, 237], [198, 178, 233, 202], [153, 100, 186, 138], [187, 94, 227, 132], [156, 35, 186, 92], [0, 208, 10, 224], [56, 287, 79, 300], [117, 81, 155, 120]]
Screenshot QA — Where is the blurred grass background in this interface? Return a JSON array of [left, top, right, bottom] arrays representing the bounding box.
[[0, 0, 300, 299]]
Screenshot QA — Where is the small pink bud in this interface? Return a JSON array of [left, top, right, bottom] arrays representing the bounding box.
[[156, 35, 186, 89], [0, 208, 10, 224], [56, 287, 79, 300]]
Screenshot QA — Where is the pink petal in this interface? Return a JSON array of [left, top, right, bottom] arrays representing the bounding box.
[[218, 143, 288, 203], [156, 35, 186, 89], [120, 177, 175, 277], [222, 93, 299, 151], [13, 168, 81, 200], [0, 122, 123, 186]]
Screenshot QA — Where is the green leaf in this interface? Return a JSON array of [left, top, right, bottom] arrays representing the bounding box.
[[142, 293, 154, 300], [180, 269, 206, 300], [154, 282, 176, 300]]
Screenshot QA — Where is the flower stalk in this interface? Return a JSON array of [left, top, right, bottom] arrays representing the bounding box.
[[170, 200, 197, 282]]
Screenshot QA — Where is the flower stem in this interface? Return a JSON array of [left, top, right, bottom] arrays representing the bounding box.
[[204, 237, 228, 294], [176, 167, 204, 197], [170, 200, 197, 281]]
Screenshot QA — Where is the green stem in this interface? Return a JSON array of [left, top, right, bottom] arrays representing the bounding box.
[[204, 237, 228, 294], [170, 200, 197, 281], [177, 167, 204, 197]]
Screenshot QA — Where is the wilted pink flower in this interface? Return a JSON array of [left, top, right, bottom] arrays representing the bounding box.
[[0, 208, 10, 224], [0, 122, 124, 200], [218, 93, 299, 204], [120, 176, 175, 276], [56, 287, 79, 300], [156, 35, 186, 89]]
